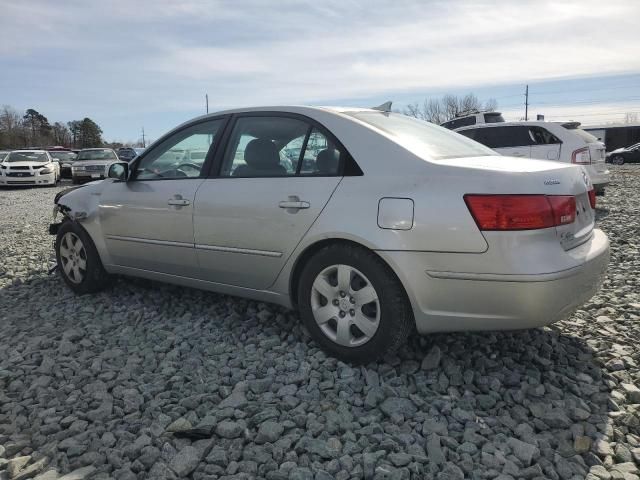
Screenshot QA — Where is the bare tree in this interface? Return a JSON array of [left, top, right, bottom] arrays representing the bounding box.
[[625, 112, 638, 124], [423, 99, 445, 124], [0, 105, 25, 148], [403, 94, 498, 124]]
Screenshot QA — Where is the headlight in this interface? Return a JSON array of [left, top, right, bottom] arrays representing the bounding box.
[[40, 167, 54, 174], [0, 164, 6, 169]]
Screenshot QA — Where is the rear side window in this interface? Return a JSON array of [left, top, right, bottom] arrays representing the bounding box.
[[470, 126, 532, 149], [220, 116, 344, 177], [528, 126, 561, 145]]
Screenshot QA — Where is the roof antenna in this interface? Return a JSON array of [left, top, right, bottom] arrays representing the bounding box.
[[372, 101, 392, 112]]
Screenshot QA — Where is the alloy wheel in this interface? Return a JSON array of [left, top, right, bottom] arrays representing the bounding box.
[[310, 264, 381, 347], [612, 156, 624, 165], [59, 232, 87, 284]]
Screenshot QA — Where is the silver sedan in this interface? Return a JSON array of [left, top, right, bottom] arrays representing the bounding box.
[[50, 106, 610, 362]]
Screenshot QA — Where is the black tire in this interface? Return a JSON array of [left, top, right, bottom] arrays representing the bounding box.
[[297, 243, 413, 363], [55, 220, 111, 294], [612, 155, 625, 165]]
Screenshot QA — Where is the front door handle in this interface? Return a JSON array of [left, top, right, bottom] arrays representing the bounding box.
[[168, 195, 190, 207], [279, 195, 310, 211]]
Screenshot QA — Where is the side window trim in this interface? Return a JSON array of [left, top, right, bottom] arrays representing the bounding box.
[[295, 125, 313, 175], [130, 115, 229, 182], [206, 111, 360, 178]]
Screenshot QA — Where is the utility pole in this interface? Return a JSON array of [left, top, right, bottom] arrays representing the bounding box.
[[141, 127, 146, 148], [206, 94, 209, 114], [524, 84, 529, 121]]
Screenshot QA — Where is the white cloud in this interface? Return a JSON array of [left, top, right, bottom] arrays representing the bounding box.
[[1, 0, 639, 138]]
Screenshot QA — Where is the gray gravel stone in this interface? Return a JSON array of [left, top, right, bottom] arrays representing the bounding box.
[[1, 168, 639, 480]]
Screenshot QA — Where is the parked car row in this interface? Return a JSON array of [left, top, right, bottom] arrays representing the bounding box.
[[0, 146, 146, 186]]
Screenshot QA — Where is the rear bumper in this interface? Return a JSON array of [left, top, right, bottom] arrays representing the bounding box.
[[377, 229, 610, 334], [588, 168, 610, 188]]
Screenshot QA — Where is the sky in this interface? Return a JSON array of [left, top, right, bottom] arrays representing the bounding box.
[[1, 0, 639, 143]]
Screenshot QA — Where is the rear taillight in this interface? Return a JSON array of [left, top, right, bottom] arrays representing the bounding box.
[[588, 188, 596, 209], [464, 194, 576, 231], [572, 147, 591, 165]]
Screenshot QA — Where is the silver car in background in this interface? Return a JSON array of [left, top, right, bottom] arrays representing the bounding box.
[[50, 106, 609, 362], [71, 148, 119, 184]]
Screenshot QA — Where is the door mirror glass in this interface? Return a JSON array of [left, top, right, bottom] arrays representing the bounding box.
[[108, 162, 129, 181]]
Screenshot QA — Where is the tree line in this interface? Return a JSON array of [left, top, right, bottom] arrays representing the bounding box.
[[402, 93, 498, 124], [0, 105, 104, 149]]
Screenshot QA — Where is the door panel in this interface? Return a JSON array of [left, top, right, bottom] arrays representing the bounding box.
[[99, 179, 204, 276], [193, 177, 341, 289], [98, 117, 226, 276]]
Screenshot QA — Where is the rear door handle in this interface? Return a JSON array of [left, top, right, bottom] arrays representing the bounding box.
[[279, 196, 310, 211]]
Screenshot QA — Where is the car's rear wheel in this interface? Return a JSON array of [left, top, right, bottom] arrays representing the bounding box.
[[56, 221, 110, 294], [298, 244, 413, 363], [612, 155, 625, 165]]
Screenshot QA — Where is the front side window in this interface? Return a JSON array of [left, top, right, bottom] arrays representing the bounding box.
[[135, 119, 224, 180], [220, 116, 344, 177]]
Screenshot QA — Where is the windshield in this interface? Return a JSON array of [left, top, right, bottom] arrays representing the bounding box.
[[77, 150, 117, 161], [349, 112, 493, 160], [50, 151, 77, 161], [5, 152, 48, 162]]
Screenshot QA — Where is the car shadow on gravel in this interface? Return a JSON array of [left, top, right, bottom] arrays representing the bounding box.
[[0, 271, 618, 479]]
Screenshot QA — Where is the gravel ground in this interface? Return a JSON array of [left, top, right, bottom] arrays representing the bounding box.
[[0, 167, 639, 480]]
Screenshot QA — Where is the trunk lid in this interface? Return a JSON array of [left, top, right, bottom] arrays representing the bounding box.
[[437, 155, 594, 250]]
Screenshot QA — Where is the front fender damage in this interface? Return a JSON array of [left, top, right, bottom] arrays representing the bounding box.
[[49, 184, 100, 235]]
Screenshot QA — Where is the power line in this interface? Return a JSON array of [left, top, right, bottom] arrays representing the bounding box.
[[528, 83, 640, 96], [545, 110, 640, 118]]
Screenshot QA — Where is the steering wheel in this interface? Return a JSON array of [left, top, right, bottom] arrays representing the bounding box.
[[176, 162, 201, 172]]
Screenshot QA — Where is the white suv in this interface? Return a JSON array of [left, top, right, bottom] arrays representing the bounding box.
[[456, 121, 610, 194]]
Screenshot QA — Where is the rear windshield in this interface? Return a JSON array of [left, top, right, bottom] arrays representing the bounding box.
[[77, 150, 117, 161], [349, 112, 493, 160], [6, 152, 48, 162], [562, 126, 599, 144]]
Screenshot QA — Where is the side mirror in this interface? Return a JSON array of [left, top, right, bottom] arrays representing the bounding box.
[[108, 162, 129, 181]]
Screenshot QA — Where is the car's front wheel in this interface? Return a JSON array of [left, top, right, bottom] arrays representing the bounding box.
[[298, 244, 413, 363], [612, 155, 625, 165], [56, 221, 110, 294]]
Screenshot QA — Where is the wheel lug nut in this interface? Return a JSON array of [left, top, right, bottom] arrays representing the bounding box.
[[339, 311, 346, 318], [349, 297, 355, 304], [340, 291, 346, 298], [350, 309, 355, 316], [332, 299, 339, 306]]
